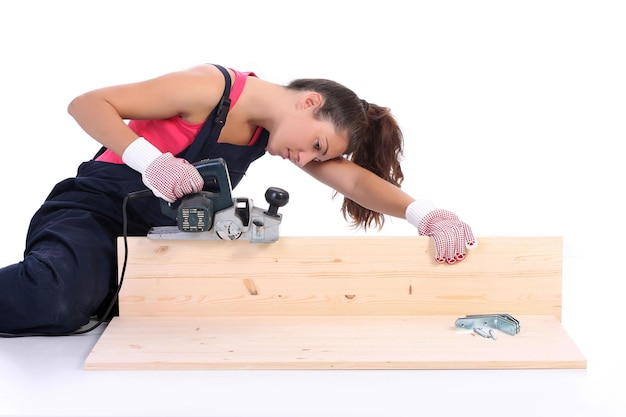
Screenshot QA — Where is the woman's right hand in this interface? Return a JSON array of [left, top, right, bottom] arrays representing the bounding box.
[[123, 137, 204, 203]]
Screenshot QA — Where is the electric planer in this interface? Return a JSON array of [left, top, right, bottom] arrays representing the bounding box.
[[147, 158, 288, 243]]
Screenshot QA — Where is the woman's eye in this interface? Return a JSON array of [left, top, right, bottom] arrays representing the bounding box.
[[314, 140, 321, 150]]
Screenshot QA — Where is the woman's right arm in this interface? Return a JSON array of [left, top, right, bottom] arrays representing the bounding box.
[[67, 64, 230, 202], [67, 64, 227, 157]]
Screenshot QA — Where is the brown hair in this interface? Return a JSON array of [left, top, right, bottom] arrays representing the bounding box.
[[287, 79, 404, 230]]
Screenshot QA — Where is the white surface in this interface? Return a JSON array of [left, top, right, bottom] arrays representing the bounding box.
[[0, 321, 624, 417], [1, 1, 625, 416]]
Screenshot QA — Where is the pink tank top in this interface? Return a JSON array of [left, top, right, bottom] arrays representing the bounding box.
[[96, 68, 263, 163]]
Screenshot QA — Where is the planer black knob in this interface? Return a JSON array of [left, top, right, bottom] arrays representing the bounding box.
[[264, 187, 289, 217]]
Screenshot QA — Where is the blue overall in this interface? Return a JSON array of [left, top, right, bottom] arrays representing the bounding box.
[[0, 65, 268, 335]]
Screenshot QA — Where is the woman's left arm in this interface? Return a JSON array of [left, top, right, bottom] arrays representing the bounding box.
[[302, 157, 476, 264], [301, 157, 414, 218]]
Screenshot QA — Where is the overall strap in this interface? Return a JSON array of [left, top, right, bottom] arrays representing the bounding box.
[[182, 64, 232, 163]]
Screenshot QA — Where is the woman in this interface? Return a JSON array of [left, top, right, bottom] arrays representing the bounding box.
[[0, 64, 475, 335]]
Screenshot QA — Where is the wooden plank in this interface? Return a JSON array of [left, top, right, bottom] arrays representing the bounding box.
[[85, 315, 586, 370], [86, 235, 583, 370], [117, 236, 563, 318]]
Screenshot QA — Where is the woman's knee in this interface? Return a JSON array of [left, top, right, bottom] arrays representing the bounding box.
[[1, 257, 110, 334]]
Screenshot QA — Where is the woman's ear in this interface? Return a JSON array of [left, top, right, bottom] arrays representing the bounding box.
[[302, 92, 323, 109]]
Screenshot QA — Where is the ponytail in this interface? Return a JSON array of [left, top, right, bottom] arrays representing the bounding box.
[[341, 103, 404, 230]]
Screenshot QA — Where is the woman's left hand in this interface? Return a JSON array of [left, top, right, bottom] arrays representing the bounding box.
[[406, 200, 476, 264]]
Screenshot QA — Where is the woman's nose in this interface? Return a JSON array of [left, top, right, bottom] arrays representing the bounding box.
[[295, 151, 315, 167]]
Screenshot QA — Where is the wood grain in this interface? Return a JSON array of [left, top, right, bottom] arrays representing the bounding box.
[[116, 236, 563, 318], [85, 315, 586, 370]]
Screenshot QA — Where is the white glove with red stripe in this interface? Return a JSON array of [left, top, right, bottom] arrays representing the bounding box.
[[122, 137, 204, 203], [406, 199, 476, 264]]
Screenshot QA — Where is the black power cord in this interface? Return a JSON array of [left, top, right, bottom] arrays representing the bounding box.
[[0, 190, 152, 338]]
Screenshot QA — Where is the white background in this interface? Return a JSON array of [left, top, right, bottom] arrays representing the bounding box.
[[1, 1, 625, 416]]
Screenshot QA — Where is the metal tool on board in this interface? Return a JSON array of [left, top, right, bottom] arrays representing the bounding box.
[[455, 314, 521, 337]]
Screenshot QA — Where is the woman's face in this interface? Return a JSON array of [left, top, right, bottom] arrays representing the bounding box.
[[266, 94, 350, 166]]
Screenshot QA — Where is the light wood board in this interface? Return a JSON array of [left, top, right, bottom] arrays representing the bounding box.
[[85, 315, 586, 370], [85, 235, 585, 370], [115, 236, 564, 319]]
